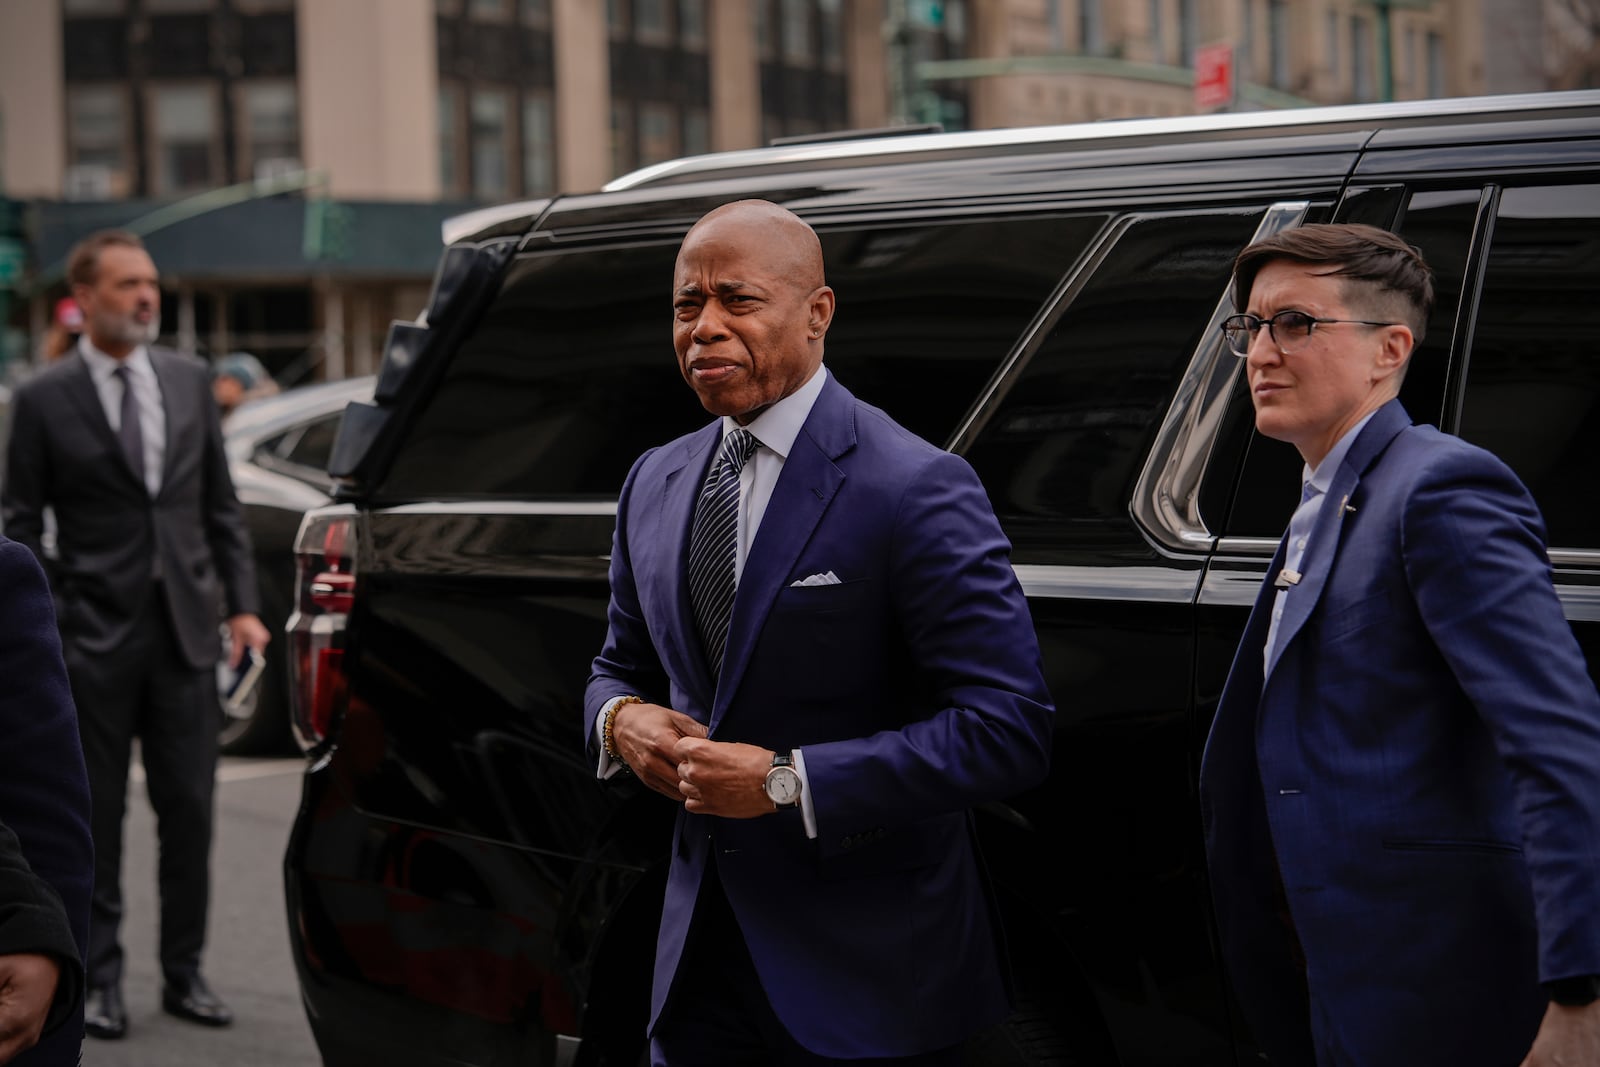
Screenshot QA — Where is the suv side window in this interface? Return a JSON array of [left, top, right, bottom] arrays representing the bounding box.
[[963, 207, 1270, 560], [378, 216, 1100, 499], [1224, 190, 1477, 539], [1457, 182, 1600, 550]]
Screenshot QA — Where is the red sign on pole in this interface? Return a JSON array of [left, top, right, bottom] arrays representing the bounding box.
[[1194, 42, 1236, 111]]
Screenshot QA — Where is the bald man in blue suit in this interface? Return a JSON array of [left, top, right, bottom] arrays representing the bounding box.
[[1201, 224, 1600, 1066], [585, 200, 1054, 1064]]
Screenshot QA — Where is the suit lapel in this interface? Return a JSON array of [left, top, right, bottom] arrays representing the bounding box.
[[711, 378, 853, 730], [1270, 400, 1410, 669], [148, 348, 183, 497], [62, 354, 144, 489]]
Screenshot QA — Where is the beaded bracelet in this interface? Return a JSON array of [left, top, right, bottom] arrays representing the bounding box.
[[603, 695, 643, 760]]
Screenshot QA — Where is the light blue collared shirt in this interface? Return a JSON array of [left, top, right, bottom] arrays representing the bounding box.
[[1264, 411, 1376, 676]]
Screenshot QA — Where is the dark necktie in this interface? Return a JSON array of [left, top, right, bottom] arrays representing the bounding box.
[[113, 364, 146, 488], [688, 428, 758, 677]]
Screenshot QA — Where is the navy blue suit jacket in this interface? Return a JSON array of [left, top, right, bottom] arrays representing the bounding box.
[[1200, 400, 1600, 1066], [586, 374, 1054, 1058], [0, 536, 93, 1066]]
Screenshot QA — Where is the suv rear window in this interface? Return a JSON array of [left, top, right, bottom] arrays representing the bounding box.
[[376, 214, 1102, 499]]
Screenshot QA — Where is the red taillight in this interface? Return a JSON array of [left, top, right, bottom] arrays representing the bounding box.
[[288, 508, 356, 753]]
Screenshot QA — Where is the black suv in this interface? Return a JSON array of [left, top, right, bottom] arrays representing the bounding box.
[[283, 90, 1600, 1067]]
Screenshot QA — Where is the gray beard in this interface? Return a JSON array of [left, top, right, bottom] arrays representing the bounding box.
[[103, 313, 161, 348]]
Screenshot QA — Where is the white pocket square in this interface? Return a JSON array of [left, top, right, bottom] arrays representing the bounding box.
[[790, 571, 841, 587]]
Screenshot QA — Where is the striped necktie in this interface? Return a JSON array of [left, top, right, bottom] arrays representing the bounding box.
[[687, 428, 758, 677]]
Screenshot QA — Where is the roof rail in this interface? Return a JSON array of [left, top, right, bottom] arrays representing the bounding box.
[[602, 89, 1600, 193], [767, 123, 943, 147]]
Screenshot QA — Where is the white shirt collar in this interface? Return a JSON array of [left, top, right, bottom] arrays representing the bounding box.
[[80, 337, 153, 385], [719, 363, 828, 459]]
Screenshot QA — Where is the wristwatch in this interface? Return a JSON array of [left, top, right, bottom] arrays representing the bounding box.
[[1548, 975, 1600, 1007], [764, 752, 802, 810]]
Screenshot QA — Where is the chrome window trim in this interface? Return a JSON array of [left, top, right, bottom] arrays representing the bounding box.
[[1128, 201, 1312, 556]]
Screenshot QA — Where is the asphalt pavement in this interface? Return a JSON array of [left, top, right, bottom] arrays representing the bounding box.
[[80, 754, 322, 1067]]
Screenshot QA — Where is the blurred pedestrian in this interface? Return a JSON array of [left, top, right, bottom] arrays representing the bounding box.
[[0, 229, 269, 1042], [210, 351, 278, 419], [0, 534, 92, 1067], [1200, 223, 1600, 1066], [41, 299, 82, 363]]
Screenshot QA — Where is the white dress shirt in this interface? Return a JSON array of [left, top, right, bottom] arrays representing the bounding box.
[[81, 338, 166, 498], [598, 366, 831, 837]]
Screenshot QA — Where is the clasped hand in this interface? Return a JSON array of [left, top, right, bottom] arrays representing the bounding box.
[[0, 952, 59, 1065], [609, 701, 777, 817]]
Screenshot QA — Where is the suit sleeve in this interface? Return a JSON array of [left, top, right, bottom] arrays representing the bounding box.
[[196, 367, 260, 617], [0, 818, 84, 1041], [803, 449, 1055, 836], [585, 449, 672, 761], [1, 382, 49, 558], [0, 538, 93, 1028], [1402, 448, 1600, 981]]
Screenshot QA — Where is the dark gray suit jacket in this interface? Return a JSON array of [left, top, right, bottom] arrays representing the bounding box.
[[1, 347, 258, 669]]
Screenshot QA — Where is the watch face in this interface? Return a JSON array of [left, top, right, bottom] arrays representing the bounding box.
[[766, 766, 801, 805]]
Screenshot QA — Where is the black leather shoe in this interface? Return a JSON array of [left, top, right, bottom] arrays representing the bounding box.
[[161, 973, 233, 1028], [84, 984, 128, 1040]]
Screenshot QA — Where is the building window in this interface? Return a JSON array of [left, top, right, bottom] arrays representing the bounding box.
[[945, 0, 967, 44], [679, 0, 707, 46], [1178, 0, 1197, 67], [1426, 31, 1444, 96], [439, 83, 462, 196], [1326, 10, 1339, 78], [1080, 0, 1103, 55], [471, 89, 511, 200], [611, 100, 635, 175], [143, 0, 213, 10], [67, 86, 129, 177], [238, 81, 299, 180], [468, 0, 511, 18], [780, 0, 810, 63], [150, 85, 219, 196], [522, 93, 554, 196], [520, 0, 551, 26], [1148, 0, 1164, 63], [820, 0, 843, 66], [63, 0, 125, 12], [756, 0, 777, 60], [683, 106, 710, 155], [1268, 0, 1289, 88], [635, 0, 668, 38], [607, 0, 627, 37], [1351, 14, 1372, 101], [638, 101, 676, 165]]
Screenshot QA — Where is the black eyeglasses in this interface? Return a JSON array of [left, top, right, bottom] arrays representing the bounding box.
[[1220, 310, 1401, 357]]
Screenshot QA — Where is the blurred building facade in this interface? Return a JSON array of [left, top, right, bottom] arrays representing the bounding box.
[[0, 0, 1585, 382]]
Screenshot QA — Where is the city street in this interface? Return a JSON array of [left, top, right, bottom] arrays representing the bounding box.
[[81, 754, 321, 1067]]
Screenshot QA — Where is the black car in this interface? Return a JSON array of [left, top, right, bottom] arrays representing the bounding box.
[[220, 374, 374, 754], [283, 91, 1600, 1066]]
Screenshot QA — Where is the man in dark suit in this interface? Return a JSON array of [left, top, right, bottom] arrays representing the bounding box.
[[0, 535, 92, 1067], [1, 230, 269, 1040], [1200, 223, 1600, 1066], [585, 199, 1055, 1063]]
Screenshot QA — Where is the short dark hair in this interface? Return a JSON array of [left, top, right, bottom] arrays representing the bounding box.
[[1232, 223, 1435, 344], [66, 230, 148, 290]]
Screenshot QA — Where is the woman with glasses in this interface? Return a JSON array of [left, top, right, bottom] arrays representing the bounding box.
[[1199, 223, 1600, 1067]]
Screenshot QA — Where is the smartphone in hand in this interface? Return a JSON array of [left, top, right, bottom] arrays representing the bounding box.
[[223, 646, 267, 713]]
